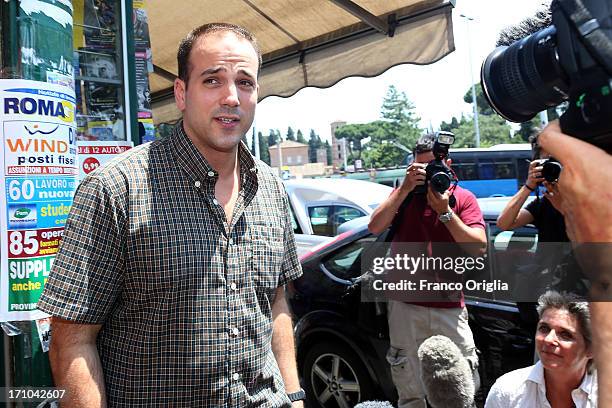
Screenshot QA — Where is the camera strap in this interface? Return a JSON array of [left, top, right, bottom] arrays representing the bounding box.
[[385, 192, 414, 243], [558, 0, 612, 74]]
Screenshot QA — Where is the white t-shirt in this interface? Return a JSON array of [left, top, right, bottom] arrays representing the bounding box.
[[485, 361, 597, 408]]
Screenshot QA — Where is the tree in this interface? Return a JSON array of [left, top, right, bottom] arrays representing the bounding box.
[[257, 131, 271, 165], [516, 116, 542, 142], [463, 82, 495, 116], [333, 123, 376, 161], [268, 129, 280, 147], [286, 126, 295, 141], [308, 129, 322, 163], [440, 116, 460, 132], [250, 131, 257, 155], [363, 85, 422, 167], [324, 140, 332, 165], [296, 129, 306, 144], [451, 114, 519, 148]]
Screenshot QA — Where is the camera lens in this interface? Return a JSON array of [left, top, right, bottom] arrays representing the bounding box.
[[542, 159, 563, 182], [430, 172, 451, 194], [481, 26, 570, 122]]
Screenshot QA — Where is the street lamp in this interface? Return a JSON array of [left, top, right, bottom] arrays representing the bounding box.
[[459, 13, 480, 148]]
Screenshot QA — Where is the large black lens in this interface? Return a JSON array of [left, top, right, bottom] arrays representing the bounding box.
[[430, 172, 451, 194], [481, 26, 570, 122]]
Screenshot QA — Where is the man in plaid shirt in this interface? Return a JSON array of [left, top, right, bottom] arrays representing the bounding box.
[[38, 23, 304, 407]]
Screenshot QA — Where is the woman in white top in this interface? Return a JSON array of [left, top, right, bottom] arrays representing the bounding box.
[[485, 291, 597, 408]]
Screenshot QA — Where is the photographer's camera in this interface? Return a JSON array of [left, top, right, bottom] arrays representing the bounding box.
[[481, 0, 612, 149], [414, 131, 456, 194]]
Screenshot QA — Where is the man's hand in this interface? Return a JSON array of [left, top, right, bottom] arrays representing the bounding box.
[[538, 120, 612, 242], [292, 401, 305, 408], [427, 187, 451, 215], [400, 162, 426, 193], [526, 159, 545, 190]]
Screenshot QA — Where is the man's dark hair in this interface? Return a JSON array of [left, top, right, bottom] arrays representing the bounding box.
[[529, 133, 542, 160], [414, 133, 436, 154], [496, 5, 552, 47], [177, 23, 262, 86]]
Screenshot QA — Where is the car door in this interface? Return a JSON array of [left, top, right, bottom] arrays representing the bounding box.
[[307, 204, 366, 237], [466, 220, 537, 394]]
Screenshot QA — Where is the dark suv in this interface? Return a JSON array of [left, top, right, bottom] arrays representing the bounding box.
[[286, 197, 539, 407]]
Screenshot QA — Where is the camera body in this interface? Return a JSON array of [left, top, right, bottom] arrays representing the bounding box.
[[414, 131, 456, 194], [481, 0, 612, 149], [540, 158, 564, 182]]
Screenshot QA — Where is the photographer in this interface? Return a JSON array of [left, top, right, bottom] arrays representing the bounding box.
[[496, 134, 566, 239], [368, 133, 486, 408]]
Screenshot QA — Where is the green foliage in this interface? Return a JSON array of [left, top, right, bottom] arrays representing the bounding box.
[[325, 140, 332, 165], [463, 82, 495, 116], [268, 129, 280, 147], [308, 129, 323, 163], [516, 116, 542, 142], [296, 129, 306, 144], [363, 86, 422, 167], [286, 126, 296, 141], [440, 117, 460, 132], [257, 131, 271, 165], [334, 122, 381, 161], [451, 114, 520, 148]]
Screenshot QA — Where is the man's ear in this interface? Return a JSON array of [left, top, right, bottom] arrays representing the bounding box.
[[174, 78, 186, 111]]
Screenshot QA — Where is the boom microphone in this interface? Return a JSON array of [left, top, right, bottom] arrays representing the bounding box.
[[417, 335, 476, 408], [354, 401, 394, 408]]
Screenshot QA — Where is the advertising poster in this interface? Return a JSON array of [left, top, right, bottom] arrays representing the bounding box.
[[139, 118, 155, 143], [77, 140, 133, 182], [0, 80, 77, 321], [19, 0, 74, 84], [135, 52, 152, 119]]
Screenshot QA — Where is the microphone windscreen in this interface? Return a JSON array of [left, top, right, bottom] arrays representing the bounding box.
[[417, 335, 475, 408], [354, 402, 395, 408], [496, 6, 552, 46]]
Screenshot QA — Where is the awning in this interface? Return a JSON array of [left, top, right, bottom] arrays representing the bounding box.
[[148, 0, 456, 124]]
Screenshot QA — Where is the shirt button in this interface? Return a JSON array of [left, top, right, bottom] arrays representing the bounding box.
[[194, 180, 201, 188], [228, 238, 234, 245], [207, 171, 215, 177], [231, 327, 240, 336], [230, 282, 237, 291], [232, 373, 240, 381], [212, 198, 218, 205]]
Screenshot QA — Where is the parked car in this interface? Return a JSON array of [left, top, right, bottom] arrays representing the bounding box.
[[284, 179, 392, 257], [287, 196, 539, 407]]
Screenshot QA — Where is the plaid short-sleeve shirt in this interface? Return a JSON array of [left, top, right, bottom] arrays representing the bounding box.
[[38, 122, 302, 407]]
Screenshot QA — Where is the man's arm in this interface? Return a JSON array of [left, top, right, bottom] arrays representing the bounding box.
[[497, 160, 541, 230], [538, 121, 612, 406], [368, 163, 426, 234], [49, 318, 106, 407], [271, 287, 303, 407]]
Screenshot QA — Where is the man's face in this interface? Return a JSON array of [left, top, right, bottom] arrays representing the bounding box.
[[174, 31, 259, 153], [414, 151, 451, 167]]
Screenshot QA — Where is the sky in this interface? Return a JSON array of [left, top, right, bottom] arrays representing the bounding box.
[[252, 0, 549, 144]]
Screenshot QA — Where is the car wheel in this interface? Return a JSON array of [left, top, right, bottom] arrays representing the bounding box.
[[302, 341, 375, 408]]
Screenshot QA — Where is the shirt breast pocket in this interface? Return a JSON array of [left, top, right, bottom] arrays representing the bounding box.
[[250, 223, 285, 295]]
